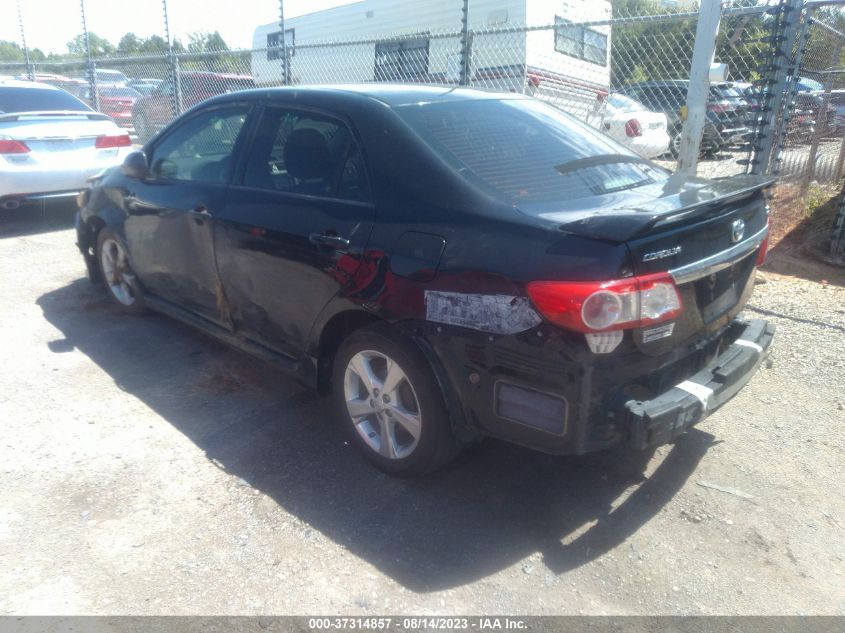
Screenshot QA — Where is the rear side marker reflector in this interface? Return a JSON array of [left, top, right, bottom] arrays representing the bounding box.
[[526, 273, 683, 334], [756, 233, 769, 266], [0, 139, 30, 154], [95, 134, 131, 149], [585, 330, 624, 354]]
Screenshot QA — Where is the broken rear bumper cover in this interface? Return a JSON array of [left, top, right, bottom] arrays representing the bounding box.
[[626, 319, 775, 450]]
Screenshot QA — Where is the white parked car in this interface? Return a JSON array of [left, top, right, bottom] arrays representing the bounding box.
[[95, 69, 129, 87], [597, 93, 670, 159], [0, 80, 133, 210]]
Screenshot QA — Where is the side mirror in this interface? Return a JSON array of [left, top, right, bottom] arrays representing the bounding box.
[[121, 150, 149, 179]]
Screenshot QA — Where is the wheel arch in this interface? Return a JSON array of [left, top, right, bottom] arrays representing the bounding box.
[[314, 308, 383, 395], [78, 206, 127, 283], [314, 308, 475, 443]]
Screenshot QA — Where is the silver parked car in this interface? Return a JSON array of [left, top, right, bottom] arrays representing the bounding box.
[[0, 80, 133, 210]]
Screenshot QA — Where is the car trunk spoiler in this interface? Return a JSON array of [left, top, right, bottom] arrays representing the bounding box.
[[0, 111, 112, 122], [528, 174, 775, 243]]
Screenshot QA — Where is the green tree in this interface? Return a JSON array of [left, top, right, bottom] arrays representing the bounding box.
[[183, 31, 246, 73], [66, 32, 115, 57], [610, 0, 697, 87], [0, 40, 47, 67], [0, 40, 25, 63], [117, 33, 141, 55]]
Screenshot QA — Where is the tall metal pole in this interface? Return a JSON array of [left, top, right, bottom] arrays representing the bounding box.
[[163, 0, 181, 117], [756, 0, 806, 176], [459, 0, 470, 86], [279, 0, 290, 85], [17, 0, 34, 81], [676, 0, 722, 175], [80, 0, 99, 112]]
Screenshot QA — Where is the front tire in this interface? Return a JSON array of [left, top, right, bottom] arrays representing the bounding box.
[[332, 325, 459, 477], [97, 228, 146, 315]]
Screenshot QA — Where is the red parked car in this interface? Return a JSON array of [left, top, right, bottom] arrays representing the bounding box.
[[83, 86, 143, 129], [131, 71, 256, 142]]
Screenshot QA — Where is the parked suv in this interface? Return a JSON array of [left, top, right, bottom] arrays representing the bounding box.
[[77, 86, 773, 476], [132, 71, 256, 142], [622, 80, 751, 155]]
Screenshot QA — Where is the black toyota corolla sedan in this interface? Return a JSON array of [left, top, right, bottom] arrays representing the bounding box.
[[76, 85, 774, 476]]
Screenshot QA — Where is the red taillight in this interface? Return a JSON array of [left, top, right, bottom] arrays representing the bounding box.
[[526, 273, 683, 334], [0, 139, 30, 154], [756, 235, 769, 266], [708, 103, 727, 114], [95, 134, 131, 149], [624, 118, 642, 137]]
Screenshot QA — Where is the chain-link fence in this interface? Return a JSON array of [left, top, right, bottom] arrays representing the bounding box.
[[2, 1, 844, 191]]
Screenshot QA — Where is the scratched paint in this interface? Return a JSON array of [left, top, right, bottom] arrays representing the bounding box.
[[424, 291, 542, 335]]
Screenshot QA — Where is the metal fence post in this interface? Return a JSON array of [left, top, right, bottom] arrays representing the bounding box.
[[755, 0, 807, 176], [459, 0, 470, 86], [16, 0, 34, 81], [163, 0, 180, 118], [676, 0, 721, 175], [80, 0, 99, 112], [279, 0, 290, 85]]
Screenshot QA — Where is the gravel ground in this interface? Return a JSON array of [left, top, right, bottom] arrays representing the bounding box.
[[0, 212, 843, 615]]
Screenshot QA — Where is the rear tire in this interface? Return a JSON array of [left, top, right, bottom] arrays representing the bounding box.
[[332, 325, 459, 477], [96, 228, 146, 315], [670, 128, 682, 157]]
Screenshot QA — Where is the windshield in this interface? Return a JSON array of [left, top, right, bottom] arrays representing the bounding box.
[[0, 86, 92, 114], [607, 93, 646, 113], [397, 98, 669, 204]]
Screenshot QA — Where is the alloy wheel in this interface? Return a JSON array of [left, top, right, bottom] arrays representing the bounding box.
[[100, 238, 137, 307], [343, 350, 422, 460]]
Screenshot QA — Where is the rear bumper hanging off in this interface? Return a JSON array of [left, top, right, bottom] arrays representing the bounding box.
[[626, 318, 775, 450]]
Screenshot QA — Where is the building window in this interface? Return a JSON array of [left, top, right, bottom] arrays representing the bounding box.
[[267, 28, 295, 61], [374, 36, 430, 81], [554, 17, 607, 66]]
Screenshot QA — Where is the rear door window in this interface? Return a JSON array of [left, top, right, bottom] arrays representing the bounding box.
[[241, 106, 369, 201]]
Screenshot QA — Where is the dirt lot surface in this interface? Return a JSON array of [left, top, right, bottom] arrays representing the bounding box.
[[1, 211, 843, 615]]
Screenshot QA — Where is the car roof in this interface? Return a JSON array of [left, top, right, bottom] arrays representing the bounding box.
[[212, 84, 529, 108], [0, 79, 61, 91]]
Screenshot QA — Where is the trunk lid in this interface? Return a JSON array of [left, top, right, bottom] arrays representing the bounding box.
[[526, 173, 771, 347], [0, 114, 126, 162], [527, 173, 771, 245]]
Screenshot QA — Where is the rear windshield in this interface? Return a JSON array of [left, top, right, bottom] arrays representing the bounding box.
[[607, 93, 646, 113], [0, 86, 91, 114], [397, 98, 669, 204], [712, 85, 746, 102]]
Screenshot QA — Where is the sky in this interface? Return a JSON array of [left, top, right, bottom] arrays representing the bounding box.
[[0, 0, 356, 55]]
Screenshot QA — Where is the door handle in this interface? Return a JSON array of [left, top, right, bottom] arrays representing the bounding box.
[[309, 232, 350, 249]]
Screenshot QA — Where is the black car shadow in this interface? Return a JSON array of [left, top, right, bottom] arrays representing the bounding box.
[[37, 278, 714, 592]]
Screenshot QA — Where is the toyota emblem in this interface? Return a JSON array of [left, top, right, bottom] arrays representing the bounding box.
[[731, 219, 745, 244]]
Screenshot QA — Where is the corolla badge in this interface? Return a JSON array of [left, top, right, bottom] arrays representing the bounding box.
[[642, 246, 682, 262], [731, 219, 746, 243]]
